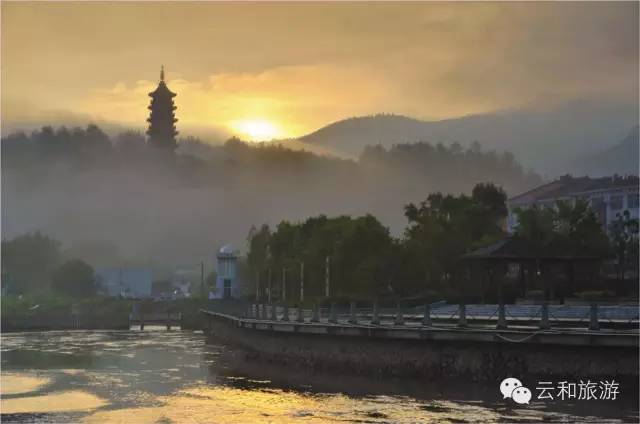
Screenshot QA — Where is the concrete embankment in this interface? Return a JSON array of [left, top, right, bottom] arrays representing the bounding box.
[[202, 311, 639, 382]]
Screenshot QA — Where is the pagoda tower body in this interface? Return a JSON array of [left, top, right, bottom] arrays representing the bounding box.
[[147, 66, 178, 151]]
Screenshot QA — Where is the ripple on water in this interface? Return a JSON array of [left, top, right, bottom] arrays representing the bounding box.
[[82, 385, 505, 424]]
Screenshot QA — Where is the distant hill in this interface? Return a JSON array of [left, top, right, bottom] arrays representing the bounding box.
[[300, 114, 433, 156], [293, 99, 638, 176], [572, 126, 639, 177]]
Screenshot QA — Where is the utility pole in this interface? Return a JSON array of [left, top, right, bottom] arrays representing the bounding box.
[[282, 267, 286, 302], [256, 269, 260, 302], [268, 268, 272, 304], [300, 262, 304, 303], [325, 256, 330, 298], [200, 261, 205, 298]]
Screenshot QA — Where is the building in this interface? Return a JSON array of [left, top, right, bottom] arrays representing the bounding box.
[[147, 65, 178, 151], [210, 245, 238, 299], [95, 267, 153, 298], [507, 175, 639, 235], [172, 264, 203, 298]]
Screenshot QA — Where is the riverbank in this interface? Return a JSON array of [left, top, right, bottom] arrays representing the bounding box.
[[0, 296, 242, 332], [202, 310, 640, 382]]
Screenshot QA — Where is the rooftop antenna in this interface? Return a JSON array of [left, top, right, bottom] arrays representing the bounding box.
[[160, 65, 165, 82]]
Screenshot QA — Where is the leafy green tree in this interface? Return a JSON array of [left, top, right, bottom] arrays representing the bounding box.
[[402, 184, 507, 293], [513, 205, 556, 247], [51, 259, 96, 298], [246, 214, 394, 301], [514, 200, 609, 256]]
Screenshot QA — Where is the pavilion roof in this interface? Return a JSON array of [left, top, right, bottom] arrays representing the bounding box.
[[461, 237, 607, 261]]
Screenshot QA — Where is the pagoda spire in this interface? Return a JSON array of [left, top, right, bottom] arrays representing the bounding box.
[[146, 66, 178, 152]]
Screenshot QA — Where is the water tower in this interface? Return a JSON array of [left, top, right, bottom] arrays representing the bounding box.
[[214, 245, 237, 299]]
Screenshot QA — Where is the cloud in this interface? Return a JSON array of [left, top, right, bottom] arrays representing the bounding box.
[[2, 2, 637, 137]]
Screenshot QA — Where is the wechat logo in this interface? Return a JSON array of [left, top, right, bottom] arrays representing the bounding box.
[[500, 377, 532, 405]]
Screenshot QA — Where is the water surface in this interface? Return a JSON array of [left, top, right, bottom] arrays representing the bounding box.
[[1, 330, 637, 423]]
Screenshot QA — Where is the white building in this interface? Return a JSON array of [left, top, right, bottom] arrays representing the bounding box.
[[95, 267, 153, 298], [172, 265, 201, 298], [210, 245, 239, 299], [507, 175, 639, 235]]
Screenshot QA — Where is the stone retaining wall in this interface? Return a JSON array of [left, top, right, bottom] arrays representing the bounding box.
[[206, 316, 639, 382]]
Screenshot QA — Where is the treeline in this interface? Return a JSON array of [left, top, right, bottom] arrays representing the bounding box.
[[2, 123, 542, 268], [2, 124, 540, 192], [360, 141, 540, 195], [1, 232, 97, 297], [247, 183, 508, 300], [247, 185, 638, 303]]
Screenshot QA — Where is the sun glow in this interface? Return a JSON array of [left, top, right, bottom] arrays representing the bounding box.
[[231, 119, 281, 142]]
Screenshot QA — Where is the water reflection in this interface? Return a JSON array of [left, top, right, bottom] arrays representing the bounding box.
[[2, 390, 107, 414], [0, 330, 637, 423]]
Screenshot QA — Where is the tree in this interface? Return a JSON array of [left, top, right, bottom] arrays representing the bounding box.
[[609, 210, 639, 280], [51, 259, 96, 298], [1, 232, 61, 294], [514, 200, 609, 256], [402, 184, 507, 293], [246, 214, 394, 301], [472, 182, 508, 219], [513, 205, 556, 247], [246, 224, 271, 273], [554, 200, 609, 255]]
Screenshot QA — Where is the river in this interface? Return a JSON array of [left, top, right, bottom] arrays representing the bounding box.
[[1, 329, 637, 423]]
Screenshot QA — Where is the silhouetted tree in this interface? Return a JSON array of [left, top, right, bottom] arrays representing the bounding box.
[[1, 232, 61, 294], [51, 259, 96, 298], [609, 210, 639, 280]]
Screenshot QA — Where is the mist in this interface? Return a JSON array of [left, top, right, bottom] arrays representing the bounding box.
[[1, 125, 541, 274]]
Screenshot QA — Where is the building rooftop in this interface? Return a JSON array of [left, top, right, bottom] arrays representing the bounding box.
[[218, 244, 236, 256], [509, 175, 639, 205]]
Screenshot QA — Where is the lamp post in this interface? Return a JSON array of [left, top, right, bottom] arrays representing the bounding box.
[[325, 256, 330, 298], [282, 267, 286, 302], [255, 269, 260, 302], [300, 262, 304, 303], [267, 268, 272, 304]]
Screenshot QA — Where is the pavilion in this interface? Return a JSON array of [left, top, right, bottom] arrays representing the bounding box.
[[461, 237, 610, 303]]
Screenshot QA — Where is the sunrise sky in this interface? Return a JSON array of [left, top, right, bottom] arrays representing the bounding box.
[[2, 2, 638, 141]]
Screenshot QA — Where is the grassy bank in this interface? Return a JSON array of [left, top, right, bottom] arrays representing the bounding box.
[[1, 295, 133, 332], [1, 296, 247, 332]]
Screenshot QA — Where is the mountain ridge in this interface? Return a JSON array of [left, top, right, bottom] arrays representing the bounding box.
[[288, 100, 638, 177]]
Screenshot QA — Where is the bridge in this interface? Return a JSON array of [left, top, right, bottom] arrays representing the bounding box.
[[129, 311, 182, 330]]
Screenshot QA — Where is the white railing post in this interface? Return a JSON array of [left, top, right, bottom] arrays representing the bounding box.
[[589, 303, 600, 331], [497, 303, 507, 329], [422, 304, 432, 327]]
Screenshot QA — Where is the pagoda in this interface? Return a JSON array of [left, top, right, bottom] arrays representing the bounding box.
[[147, 66, 178, 151]]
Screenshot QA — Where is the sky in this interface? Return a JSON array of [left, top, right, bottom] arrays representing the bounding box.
[[2, 2, 638, 141]]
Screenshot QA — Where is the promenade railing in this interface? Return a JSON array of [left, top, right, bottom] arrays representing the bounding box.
[[246, 302, 639, 332]]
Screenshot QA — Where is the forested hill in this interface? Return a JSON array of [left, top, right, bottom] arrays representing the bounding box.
[[1, 125, 541, 268], [295, 99, 638, 176], [572, 126, 639, 177]]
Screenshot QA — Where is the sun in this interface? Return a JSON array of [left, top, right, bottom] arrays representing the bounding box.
[[231, 119, 281, 142]]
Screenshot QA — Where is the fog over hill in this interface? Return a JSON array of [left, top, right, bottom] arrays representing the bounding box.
[[295, 99, 638, 177], [571, 126, 639, 177], [1, 126, 540, 271]]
